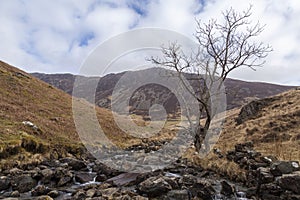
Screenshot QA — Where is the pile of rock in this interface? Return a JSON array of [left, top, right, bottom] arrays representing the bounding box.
[[0, 157, 91, 199], [125, 139, 169, 153], [0, 155, 247, 200], [226, 141, 300, 199]]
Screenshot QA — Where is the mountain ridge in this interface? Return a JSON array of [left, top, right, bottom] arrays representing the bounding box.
[[32, 69, 295, 116]]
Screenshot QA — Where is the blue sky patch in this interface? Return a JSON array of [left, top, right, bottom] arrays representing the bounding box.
[[79, 32, 95, 47], [127, 0, 150, 17]]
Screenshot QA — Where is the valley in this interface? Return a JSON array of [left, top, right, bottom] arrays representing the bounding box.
[[0, 60, 299, 200]]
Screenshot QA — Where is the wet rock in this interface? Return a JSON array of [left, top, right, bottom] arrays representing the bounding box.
[[47, 190, 60, 198], [31, 185, 51, 196], [134, 170, 163, 185], [138, 176, 172, 197], [257, 167, 274, 184], [54, 167, 68, 179], [260, 183, 283, 197], [8, 168, 23, 176], [93, 161, 121, 178], [86, 189, 96, 197], [73, 190, 86, 200], [261, 193, 283, 200], [41, 168, 54, 184], [10, 191, 20, 197], [0, 176, 11, 191], [54, 167, 73, 186], [101, 187, 120, 198], [105, 173, 140, 187], [278, 171, 300, 194], [179, 174, 197, 186], [166, 189, 190, 200], [36, 195, 54, 200], [12, 174, 37, 193], [31, 168, 42, 179], [249, 160, 268, 170], [1, 191, 11, 198], [236, 191, 247, 198], [95, 174, 108, 182], [189, 178, 216, 199], [280, 193, 300, 200], [57, 175, 73, 187], [281, 194, 300, 200], [183, 165, 203, 176], [271, 161, 300, 176], [60, 157, 87, 171], [220, 180, 234, 196], [40, 160, 61, 168], [75, 172, 96, 183], [260, 156, 278, 165]]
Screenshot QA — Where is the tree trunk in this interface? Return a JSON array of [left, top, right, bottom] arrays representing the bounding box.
[[194, 117, 211, 153]]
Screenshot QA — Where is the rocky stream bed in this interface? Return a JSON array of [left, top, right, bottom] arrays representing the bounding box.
[[0, 142, 299, 200]]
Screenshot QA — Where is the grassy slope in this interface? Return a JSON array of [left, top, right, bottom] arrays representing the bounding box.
[[185, 88, 300, 181], [0, 61, 178, 167], [0, 61, 79, 145], [0, 61, 142, 167]]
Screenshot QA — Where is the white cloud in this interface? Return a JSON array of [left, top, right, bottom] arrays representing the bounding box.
[[0, 0, 299, 85]]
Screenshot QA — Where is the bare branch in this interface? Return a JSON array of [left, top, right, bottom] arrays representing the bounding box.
[[150, 5, 272, 152]]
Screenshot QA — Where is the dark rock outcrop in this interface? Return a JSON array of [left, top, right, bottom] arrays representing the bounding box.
[[236, 97, 278, 124]]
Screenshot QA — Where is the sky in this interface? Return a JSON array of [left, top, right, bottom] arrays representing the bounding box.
[[0, 0, 299, 85]]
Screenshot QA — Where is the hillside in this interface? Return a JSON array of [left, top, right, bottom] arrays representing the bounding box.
[[225, 88, 300, 160], [188, 88, 300, 179], [0, 61, 140, 167], [32, 69, 293, 116], [0, 61, 77, 143]]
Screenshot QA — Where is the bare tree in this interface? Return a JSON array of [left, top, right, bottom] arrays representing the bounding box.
[[151, 6, 272, 152]]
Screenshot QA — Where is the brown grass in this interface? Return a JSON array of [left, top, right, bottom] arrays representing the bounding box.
[[182, 89, 300, 181], [0, 60, 180, 167]]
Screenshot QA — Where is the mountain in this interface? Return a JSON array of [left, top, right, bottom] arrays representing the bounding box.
[[32, 69, 294, 117]]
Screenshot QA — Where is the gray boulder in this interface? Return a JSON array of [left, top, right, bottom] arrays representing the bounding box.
[[60, 157, 87, 170], [278, 171, 300, 194], [138, 176, 172, 197], [0, 176, 10, 191], [31, 185, 51, 196], [257, 167, 274, 184], [271, 161, 300, 176], [166, 190, 190, 200], [12, 174, 37, 193], [75, 172, 96, 184], [221, 180, 234, 196]]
